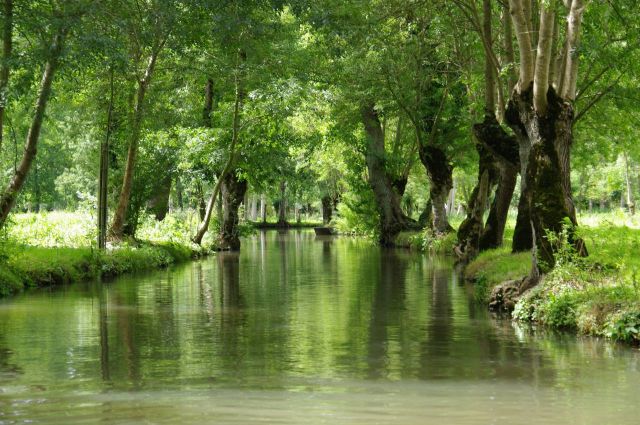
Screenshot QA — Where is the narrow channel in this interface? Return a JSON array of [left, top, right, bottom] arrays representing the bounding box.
[[0, 230, 638, 424]]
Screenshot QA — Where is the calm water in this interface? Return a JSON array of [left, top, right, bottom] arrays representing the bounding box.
[[0, 231, 639, 424]]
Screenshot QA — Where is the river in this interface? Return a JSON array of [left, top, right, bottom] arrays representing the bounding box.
[[0, 230, 638, 424]]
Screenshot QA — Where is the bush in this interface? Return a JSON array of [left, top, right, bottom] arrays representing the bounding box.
[[0, 267, 23, 297], [334, 192, 380, 239], [541, 292, 578, 329], [99, 246, 173, 278], [604, 311, 640, 343]]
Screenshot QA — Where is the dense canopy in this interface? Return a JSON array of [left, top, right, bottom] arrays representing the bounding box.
[[0, 0, 638, 271]]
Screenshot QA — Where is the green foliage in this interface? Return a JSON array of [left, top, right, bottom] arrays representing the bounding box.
[[541, 292, 579, 329], [0, 267, 22, 297], [414, 229, 458, 255], [334, 191, 379, 239], [9, 247, 96, 287], [604, 311, 640, 344], [0, 240, 199, 298], [473, 275, 490, 304], [98, 245, 174, 278]]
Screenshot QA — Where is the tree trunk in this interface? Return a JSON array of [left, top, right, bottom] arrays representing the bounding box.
[[447, 178, 456, 216], [0, 31, 64, 228], [98, 69, 114, 250], [455, 170, 491, 261], [260, 194, 267, 223], [624, 153, 635, 215], [192, 50, 245, 245], [418, 144, 453, 234], [196, 182, 206, 221], [469, 114, 520, 251], [277, 180, 288, 226], [110, 48, 162, 239], [216, 190, 223, 225], [505, 86, 586, 271], [0, 0, 13, 152], [480, 163, 517, 250], [250, 195, 257, 220], [219, 171, 248, 251], [175, 176, 184, 209], [361, 103, 415, 245], [321, 195, 333, 225], [295, 203, 301, 224], [418, 199, 433, 228], [148, 173, 172, 221], [456, 144, 498, 261]]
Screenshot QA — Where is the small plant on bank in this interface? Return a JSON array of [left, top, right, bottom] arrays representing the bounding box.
[[415, 228, 457, 254], [604, 311, 640, 344]]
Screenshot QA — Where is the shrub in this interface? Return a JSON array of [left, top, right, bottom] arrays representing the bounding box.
[[604, 311, 640, 344], [541, 292, 578, 329], [0, 267, 23, 297]]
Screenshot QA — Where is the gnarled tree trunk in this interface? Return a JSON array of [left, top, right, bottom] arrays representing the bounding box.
[[219, 171, 248, 251], [456, 144, 498, 261], [456, 170, 491, 260], [321, 195, 332, 225], [505, 86, 586, 270], [418, 144, 453, 234], [361, 103, 415, 245], [480, 163, 517, 250], [472, 114, 520, 251]]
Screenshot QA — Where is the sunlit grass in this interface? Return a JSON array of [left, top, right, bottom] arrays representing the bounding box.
[[5, 210, 216, 248]]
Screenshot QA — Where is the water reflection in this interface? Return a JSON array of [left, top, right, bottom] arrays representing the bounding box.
[[0, 231, 638, 424]]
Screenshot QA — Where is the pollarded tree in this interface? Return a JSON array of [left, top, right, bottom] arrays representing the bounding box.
[[503, 0, 591, 272], [452, 0, 640, 273], [452, 0, 640, 268], [454, 0, 521, 261], [295, 0, 430, 244]]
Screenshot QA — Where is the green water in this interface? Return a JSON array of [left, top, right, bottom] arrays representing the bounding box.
[[0, 230, 638, 424]]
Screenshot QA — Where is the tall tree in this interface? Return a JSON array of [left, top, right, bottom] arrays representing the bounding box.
[[0, 0, 86, 227], [109, 1, 175, 239]]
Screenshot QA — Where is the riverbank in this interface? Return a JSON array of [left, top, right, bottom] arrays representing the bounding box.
[[0, 241, 205, 297], [0, 211, 217, 297], [464, 217, 640, 344]]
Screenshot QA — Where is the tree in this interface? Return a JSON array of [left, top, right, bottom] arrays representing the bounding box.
[[109, 0, 178, 239], [0, 1, 90, 228]]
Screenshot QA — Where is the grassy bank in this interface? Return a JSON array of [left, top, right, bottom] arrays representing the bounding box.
[[0, 211, 217, 297], [465, 213, 640, 344], [0, 241, 202, 297]]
